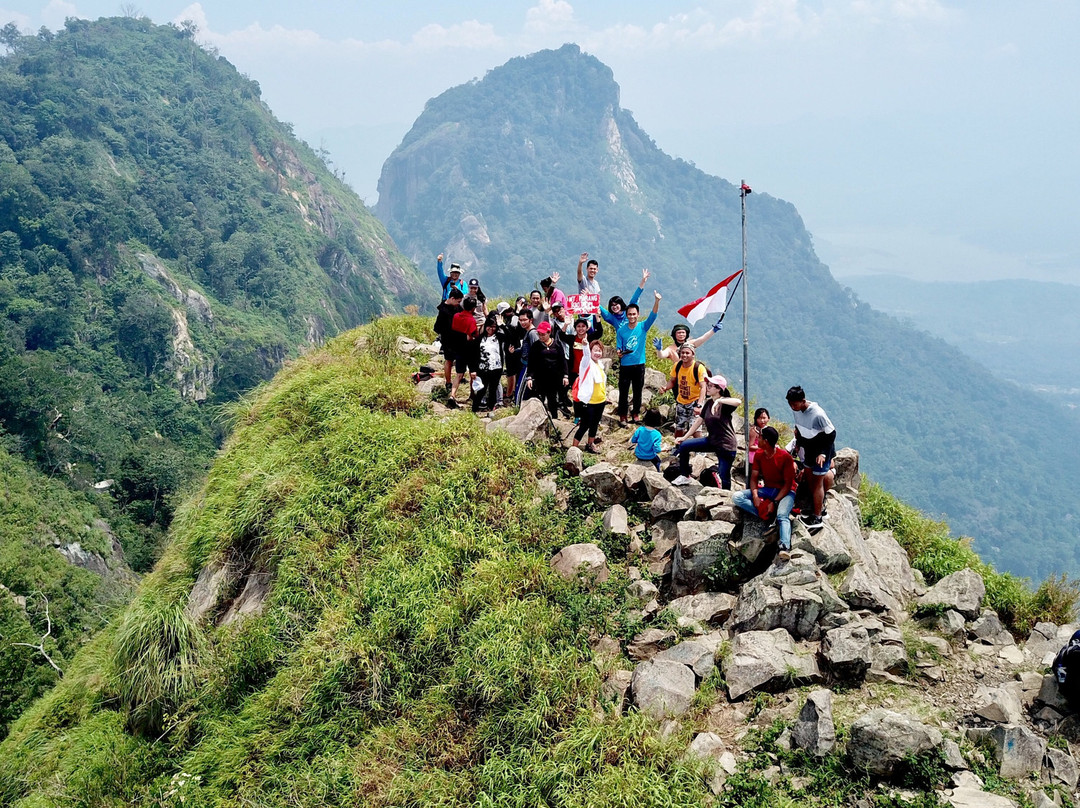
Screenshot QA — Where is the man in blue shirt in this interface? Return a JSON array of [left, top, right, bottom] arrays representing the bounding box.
[[616, 289, 661, 425], [436, 253, 467, 300]]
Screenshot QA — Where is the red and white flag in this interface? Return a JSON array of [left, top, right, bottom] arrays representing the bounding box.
[[677, 270, 742, 325]]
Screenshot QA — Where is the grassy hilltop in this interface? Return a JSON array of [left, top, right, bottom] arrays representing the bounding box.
[[0, 314, 1074, 808]]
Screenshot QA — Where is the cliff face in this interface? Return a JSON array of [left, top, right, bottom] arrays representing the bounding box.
[[373, 44, 1080, 580]]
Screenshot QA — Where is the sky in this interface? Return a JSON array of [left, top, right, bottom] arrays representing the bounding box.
[[2, 1, 1078, 285]]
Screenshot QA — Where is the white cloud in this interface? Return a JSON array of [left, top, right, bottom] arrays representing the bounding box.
[[41, 0, 76, 31], [410, 20, 501, 50], [0, 9, 32, 31], [525, 0, 576, 34]]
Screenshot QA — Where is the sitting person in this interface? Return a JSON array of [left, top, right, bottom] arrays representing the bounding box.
[[732, 426, 797, 559], [1053, 629, 1080, 708], [629, 409, 664, 470], [671, 374, 741, 487]]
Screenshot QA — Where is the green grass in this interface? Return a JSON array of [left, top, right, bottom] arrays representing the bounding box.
[[0, 317, 720, 807], [860, 479, 1079, 635]]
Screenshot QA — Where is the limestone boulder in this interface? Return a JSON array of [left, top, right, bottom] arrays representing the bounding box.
[[1044, 746, 1080, 790], [563, 446, 584, 476], [973, 685, 1024, 724], [600, 669, 633, 712], [730, 552, 846, 640], [723, 628, 821, 700], [627, 628, 677, 662], [832, 447, 861, 492], [486, 397, 550, 442], [603, 504, 629, 536], [987, 724, 1046, 779], [822, 624, 872, 680], [631, 659, 697, 719], [667, 593, 737, 627], [642, 470, 672, 501], [672, 520, 736, 593], [580, 462, 628, 506], [654, 639, 717, 681], [918, 568, 985, 620], [847, 709, 943, 777], [791, 689, 836, 756], [650, 486, 694, 521], [550, 543, 609, 585]]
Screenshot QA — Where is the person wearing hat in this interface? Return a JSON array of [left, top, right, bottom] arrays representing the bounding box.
[[732, 425, 797, 559], [436, 254, 467, 300], [523, 321, 569, 419], [652, 319, 724, 365], [662, 343, 710, 438], [671, 374, 741, 487]]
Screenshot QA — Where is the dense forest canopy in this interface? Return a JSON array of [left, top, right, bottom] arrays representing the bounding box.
[[0, 16, 431, 561], [376, 44, 1080, 579]]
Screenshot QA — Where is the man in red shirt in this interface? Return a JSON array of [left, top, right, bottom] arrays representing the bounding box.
[[732, 426, 799, 559], [448, 297, 480, 408]]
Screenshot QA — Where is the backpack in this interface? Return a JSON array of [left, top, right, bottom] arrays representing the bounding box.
[[1053, 630, 1080, 705]]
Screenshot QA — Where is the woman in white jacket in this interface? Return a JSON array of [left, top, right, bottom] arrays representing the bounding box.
[[571, 340, 607, 453]]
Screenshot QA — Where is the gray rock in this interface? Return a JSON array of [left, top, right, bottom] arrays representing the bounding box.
[[791, 689, 836, 756], [693, 489, 730, 520], [988, 724, 1046, 779], [649, 519, 680, 560], [684, 732, 729, 794], [974, 685, 1025, 724], [971, 610, 1015, 646], [622, 462, 649, 493], [1024, 621, 1061, 663], [934, 609, 968, 642], [486, 396, 551, 442], [1036, 674, 1072, 712], [603, 504, 629, 536], [655, 640, 717, 681], [1043, 746, 1080, 790], [219, 569, 272, 625], [731, 519, 770, 564], [626, 579, 660, 605], [942, 739, 969, 770], [642, 470, 673, 501], [947, 788, 1018, 808], [631, 658, 697, 719], [186, 560, 240, 623], [563, 446, 584, 476], [579, 462, 628, 506], [644, 368, 668, 392], [550, 543, 609, 584], [627, 628, 678, 662], [918, 568, 985, 620], [672, 520, 736, 593], [600, 669, 633, 712], [822, 624, 872, 680], [832, 447, 861, 492], [667, 593, 737, 626], [793, 527, 854, 573], [731, 556, 846, 641], [723, 628, 821, 700], [847, 709, 943, 777], [650, 486, 694, 521], [838, 530, 919, 616]]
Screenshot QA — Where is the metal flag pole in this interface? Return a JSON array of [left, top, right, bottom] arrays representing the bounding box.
[[740, 180, 751, 479]]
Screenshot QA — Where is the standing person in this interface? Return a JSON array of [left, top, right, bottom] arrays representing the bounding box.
[[500, 303, 523, 404], [671, 375, 741, 487], [653, 320, 723, 364], [540, 273, 568, 309], [576, 252, 601, 296], [629, 409, 664, 470], [662, 343, 709, 438], [448, 297, 480, 408], [786, 386, 836, 531], [436, 254, 466, 300], [434, 288, 464, 390], [515, 310, 539, 404], [527, 289, 550, 327], [615, 290, 661, 425], [748, 407, 770, 465], [474, 315, 505, 413], [524, 322, 568, 418], [572, 340, 607, 453], [568, 316, 603, 421], [599, 268, 648, 329], [732, 426, 798, 559], [466, 278, 488, 325]]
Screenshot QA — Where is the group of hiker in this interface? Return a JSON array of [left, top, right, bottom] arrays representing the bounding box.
[[431, 253, 837, 555]]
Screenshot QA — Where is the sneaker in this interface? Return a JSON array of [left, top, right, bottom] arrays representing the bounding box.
[[777, 550, 792, 562], [821, 508, 830, 520], [672, 475, 693, 486], [584, 444, 600, 454], [762, 523, 779, 541], [802, 515, 824, 534], [445, 398, 459, 409]]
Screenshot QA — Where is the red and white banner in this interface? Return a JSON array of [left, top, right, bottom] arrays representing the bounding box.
[[677, 270, 742, 325], [567, 293, 600, 316]]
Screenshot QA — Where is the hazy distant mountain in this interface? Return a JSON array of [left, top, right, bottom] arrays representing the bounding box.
[[845, 275, 1080, 409], [376, 44, 1080, 579]]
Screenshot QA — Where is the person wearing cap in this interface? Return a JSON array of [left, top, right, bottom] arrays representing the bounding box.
[[465, 278, 488, 326], [653, 320, 724, 364], [662, 343, 709, 438], [436, 254, 467, 300], [732, 425, 797, 559], [474, 315, 505, 414], [615, 289, 661, 425], [523, 321, 569, 419], [671, 374, 741, 487], [786, 385, 836, 532]]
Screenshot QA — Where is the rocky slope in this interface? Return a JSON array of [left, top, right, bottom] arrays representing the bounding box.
[[1, 316, 1073, 807]]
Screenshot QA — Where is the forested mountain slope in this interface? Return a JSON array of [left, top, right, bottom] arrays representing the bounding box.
[[375, 44, 1079, 579], [0, 17, 431, 562]]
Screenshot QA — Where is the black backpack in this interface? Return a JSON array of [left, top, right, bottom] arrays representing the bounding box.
[[1052, 630, 1080, 706]]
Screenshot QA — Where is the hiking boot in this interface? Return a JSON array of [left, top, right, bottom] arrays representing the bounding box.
[[672, 475, 693, 486]]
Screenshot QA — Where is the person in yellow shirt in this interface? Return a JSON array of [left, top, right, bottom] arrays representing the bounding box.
[[571, 340, 608, 453], [662, 344, 709, 438]]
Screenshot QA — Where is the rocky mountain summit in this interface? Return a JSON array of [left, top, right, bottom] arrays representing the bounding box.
[[408, 332, 1080, 807]]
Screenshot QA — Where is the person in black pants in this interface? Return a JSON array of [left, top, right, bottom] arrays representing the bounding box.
[[524, 321, 568, 418], [474, 315, 505, 413]]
